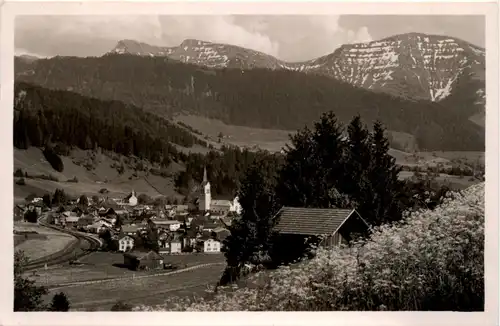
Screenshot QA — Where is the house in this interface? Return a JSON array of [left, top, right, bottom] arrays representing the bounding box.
[[174, 204, 189, 212], [123, 250, 164, 270], [87, 218, 114, 233], [197, 234, 221, 253], [117, 235, 135, 252], [121, 224, 141, 236], [169, 239, 182, 254], [14, 205, 26, 221], [27, 202, 44, 216], [273, 207, 370, 248], [76, 215, 95, 229], [151, 219, 181, 232], [212, 227, 230, 243], [61, 214, 80, 228]]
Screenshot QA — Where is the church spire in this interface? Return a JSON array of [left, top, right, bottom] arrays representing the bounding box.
[[203, 166, 208, 183]]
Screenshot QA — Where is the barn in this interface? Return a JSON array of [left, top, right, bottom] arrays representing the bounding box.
[[273, 206, 370, 263], [123, 250, 164, 271]]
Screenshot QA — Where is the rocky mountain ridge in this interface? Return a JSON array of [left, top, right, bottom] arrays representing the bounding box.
[[109, 33, 485, 105]]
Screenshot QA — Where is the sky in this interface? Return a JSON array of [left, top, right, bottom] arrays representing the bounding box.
[[15, 15, 485, 62]]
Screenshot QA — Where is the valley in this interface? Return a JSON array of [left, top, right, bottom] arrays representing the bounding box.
[[13, 25, 487, 314]]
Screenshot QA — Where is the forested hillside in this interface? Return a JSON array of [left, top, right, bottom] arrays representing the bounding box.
[[15, 54, 484, 151], [14, 82, 207, 166]]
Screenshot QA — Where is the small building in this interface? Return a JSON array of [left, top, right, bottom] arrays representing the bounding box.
[[76, 215, 95, 229], [87, 218, 114, 233], [196, 235, 221, 253], [151, 219, 181, 232], [210, 200, 232, 215], [117, 235, 135, 252], [123, 250, 164, 271], [174, 205, 189, 212], [121, 224, 141, 236], [62, 215, 80, 228], [212, 227, 230, 243], [27, 202, 44, 216], [14, 205, 26, 221], [169, 240, 182, 254], [274, 206, 370, 247]]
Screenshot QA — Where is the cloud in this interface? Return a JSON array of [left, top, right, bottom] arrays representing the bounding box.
[[346, 26, 373, 44], [158, 16, 280, 57], [15, 15, 482, 61]]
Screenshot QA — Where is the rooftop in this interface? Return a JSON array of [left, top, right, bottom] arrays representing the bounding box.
[[274, 207, 356, 236]]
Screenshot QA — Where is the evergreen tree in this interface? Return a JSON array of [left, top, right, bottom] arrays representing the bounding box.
[[42, 193, 52, 208], [78, 194, 89, 207], [49, 292, 70, 311], [52, 189, 67, 205], [221, 156, 281, 284], [143, 219, 160, 253], [14, 251, 48, 311], [277, 112, 346, 208], [342, 115, 372, 204], [311, 112, 347, 207], [276, 126, 318, 207], [365, 121, 404, 225]]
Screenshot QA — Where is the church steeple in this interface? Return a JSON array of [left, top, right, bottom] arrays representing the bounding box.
[[199, 166, 211, 212]]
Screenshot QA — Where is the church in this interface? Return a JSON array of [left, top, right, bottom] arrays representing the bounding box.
[[199, 167, 242, 215]]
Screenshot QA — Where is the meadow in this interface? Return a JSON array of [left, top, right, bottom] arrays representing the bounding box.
[[14, 223, 78, 261], [13, 147, 183, 203], [28, 252, 225, 286], [46, 263, 225, 311]]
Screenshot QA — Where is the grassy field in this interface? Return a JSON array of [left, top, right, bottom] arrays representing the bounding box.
[[51, 263, 225, 311], [397, 171, 479, 190], [14, 147, 183, 203], [29, 251, 225, 286], [174, 114, 294, 153], [14, 223, 78, 261]]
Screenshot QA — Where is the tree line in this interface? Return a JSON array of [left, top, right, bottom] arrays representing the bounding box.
[[14, 82, 207, 167], [15, 54, 484, 151], [175, 145, 284, 198], [220, 112, 455, 284]]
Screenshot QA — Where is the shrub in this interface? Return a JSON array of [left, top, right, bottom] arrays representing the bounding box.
[[49, 292, 70, 311], [99, 188, 109, 194], [14, 168, 24, 178], [43, 146, 64, 172], [16, 178, 26, 186], [111, 301, 133, 311], [134, 183, 484, 312]]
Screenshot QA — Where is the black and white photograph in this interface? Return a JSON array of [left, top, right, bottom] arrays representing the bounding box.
[[1, 1, 498, 324]]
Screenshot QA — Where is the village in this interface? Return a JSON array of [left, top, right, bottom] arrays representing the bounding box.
[[15, 168, 240, 272]]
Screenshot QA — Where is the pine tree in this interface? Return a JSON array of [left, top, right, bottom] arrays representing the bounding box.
[[365, 120, 404, 225], [276, 126, 318, 207], [311, 111, 347, 207], [14, 251, 48, 311], [49, 292, 70, 311], [343, 115, 372, 204], [277, 112, 346, 208], [221, 156, 281, 284], [42, 193, 52, 208]]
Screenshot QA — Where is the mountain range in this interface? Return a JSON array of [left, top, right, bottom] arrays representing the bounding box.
[[108, 33, 485, 106], [14, 32, 485, 152]]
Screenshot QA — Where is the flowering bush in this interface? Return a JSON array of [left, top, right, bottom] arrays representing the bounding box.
[[134, 183, 484, 311]]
